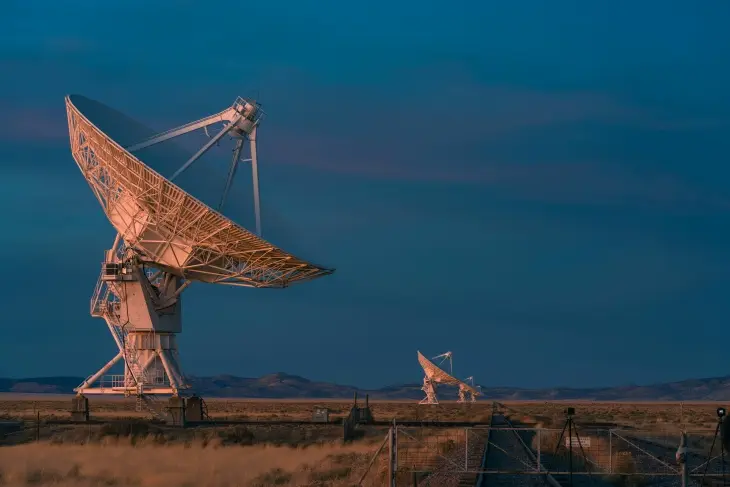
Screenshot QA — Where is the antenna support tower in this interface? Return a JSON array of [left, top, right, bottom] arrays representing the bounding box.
[[65, 95, 333, 415]]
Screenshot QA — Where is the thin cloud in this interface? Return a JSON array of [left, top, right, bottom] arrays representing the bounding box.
[[3, 82, 724, 213], [313, 82, 726, 144], [0, 104, 68, 142], [268, 131, 730, 213], [260, 81, 728, 211]]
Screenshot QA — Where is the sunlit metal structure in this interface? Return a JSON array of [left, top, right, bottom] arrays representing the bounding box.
[[417, 351, 481, 405], [65, 95, 333, 413]]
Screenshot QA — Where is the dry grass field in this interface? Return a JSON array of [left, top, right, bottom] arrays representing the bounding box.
[[497, 400, 729, 431], [0, 441, 390, 486], [1, 396, 728, 486], [2, 396, 727, 428], [0, 396, 496, 423]]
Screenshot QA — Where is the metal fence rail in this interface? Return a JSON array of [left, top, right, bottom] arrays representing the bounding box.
[[4, 412, 730, 486], [387, 424, 729, 486]]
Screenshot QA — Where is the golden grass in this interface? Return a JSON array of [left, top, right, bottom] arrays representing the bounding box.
[[499, 401, 727, 432], [3, 396, 727, 433], [2, 397, 727, 485], [0, 440, 389, 487], [0, 396, 495, 423]]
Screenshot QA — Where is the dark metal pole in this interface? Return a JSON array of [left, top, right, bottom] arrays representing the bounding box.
[[702, 420, 722, 485], [568, 417, 573, 487], [387, 426, 392, 485], [393, 419, 398, 485], [720, 428, 727, 487], [542, 415, 570, 481], [678, 432, 688, 487], [388, 422, 397, 487], [572, 422, 594, 479], [412, 471, 418, 486]]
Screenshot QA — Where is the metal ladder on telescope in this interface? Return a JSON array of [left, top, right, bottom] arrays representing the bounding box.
[[120, 334, 167, 420], [97, 289, 162, 418], [114, 326, 164, 419], [89, 265, 169, 421], [103, 311, 150, 401], [120, 338, 167, 420]]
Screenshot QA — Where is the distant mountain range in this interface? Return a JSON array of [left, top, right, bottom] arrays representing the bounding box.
[[2, 373, 730, 400]]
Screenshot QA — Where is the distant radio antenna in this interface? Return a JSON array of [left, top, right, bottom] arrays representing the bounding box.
[[416, 351, 480, 405], [459, 376, 480, 403]]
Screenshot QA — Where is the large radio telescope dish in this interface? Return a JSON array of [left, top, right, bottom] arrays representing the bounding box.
[[417, 351, 480, 405], [66, 95, 332, 288], [65, 94, 334, 414]]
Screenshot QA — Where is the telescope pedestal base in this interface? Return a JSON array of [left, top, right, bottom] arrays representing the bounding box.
[[70, 395, 90, 422], [419, 378, 439, 405], [167, 396, 186, 427]]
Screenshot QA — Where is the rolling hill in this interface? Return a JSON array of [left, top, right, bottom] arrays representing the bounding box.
[[3, 373, 730, 400]]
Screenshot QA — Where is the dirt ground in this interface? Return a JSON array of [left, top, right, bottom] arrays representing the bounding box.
[[1, 395, 725, 429], [0, 395, 494, 422], [0, 396, 726, 486]]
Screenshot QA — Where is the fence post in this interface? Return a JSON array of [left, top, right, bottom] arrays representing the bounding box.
[[537, 429, 541, 472], [677, 431, 688, 487], [609, 430, 613, 474], [465, 428, 469, 471], [680, 402, 684, 428], [36, 411, 40, 442], [358, 433, 390, 487], [394, 419, 398, 483], [388, 421, 397, 487]]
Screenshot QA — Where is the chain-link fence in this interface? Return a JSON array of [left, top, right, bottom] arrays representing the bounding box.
[[386, 424, 730, 486]]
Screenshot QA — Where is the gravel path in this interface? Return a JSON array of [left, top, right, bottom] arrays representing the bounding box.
[[480, 414, 547, 486]]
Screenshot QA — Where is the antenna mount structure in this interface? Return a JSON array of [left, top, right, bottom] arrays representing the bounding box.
[[125, 97, 264, 236], [65, 95, 333, 417], [417, 351, 480, 405], [458, 376, 480, 403]]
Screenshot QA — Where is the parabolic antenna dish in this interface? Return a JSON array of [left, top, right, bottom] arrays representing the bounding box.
[[65, 95, 333, 288], [417, 351, 479, 395]]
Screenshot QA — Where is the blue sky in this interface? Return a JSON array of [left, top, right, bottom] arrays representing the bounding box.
[[1, 1, 729, 389]]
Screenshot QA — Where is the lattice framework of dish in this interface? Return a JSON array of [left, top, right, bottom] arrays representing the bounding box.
[[66, 95, 332, 288], [417, 351, 480, 395]]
